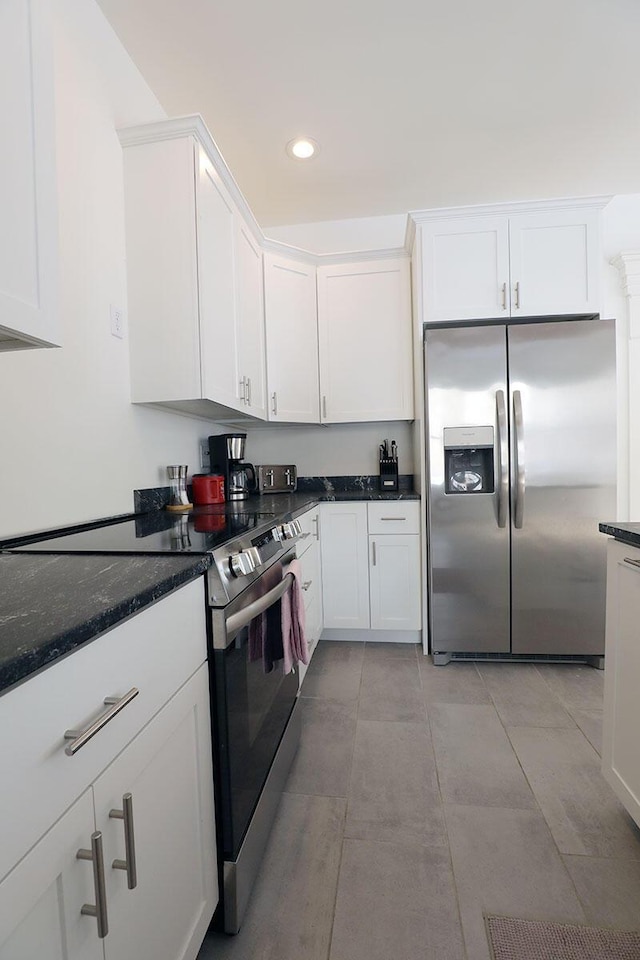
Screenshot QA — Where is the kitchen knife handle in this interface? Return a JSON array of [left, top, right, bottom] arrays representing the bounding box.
[[513, 389, 525, 529], [496, 390, 509, 528]]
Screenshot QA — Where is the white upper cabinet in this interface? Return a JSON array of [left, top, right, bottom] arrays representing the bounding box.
[[317, 258, 413, 422], [418, 199, 606, 322], [119, 119, 267, 421], [508, 208, 601, 318], [235, 220, 268, 419], [263, 251, 320, 423], [0, 0, 59, 351], [420, 217, 510, 321]]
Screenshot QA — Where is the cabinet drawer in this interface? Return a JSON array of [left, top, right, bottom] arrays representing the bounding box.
[[368, 501, 420, 534], [0, 577, 207, 882], [298, 540, 320, 608]]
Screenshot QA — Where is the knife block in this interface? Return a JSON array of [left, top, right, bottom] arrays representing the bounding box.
[[379, 457, 399, 491]]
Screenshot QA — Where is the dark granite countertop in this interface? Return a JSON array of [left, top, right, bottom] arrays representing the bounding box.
[[0, 553, 211, 697], [599, 522, 640, 549], [0, 479, 419, 698]]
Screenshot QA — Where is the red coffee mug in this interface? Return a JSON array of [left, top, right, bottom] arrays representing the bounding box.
[[192, 474, 225, 505]]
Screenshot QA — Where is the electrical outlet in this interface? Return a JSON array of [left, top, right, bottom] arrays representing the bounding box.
[[200, 440, 210, 472], [110, 304, 125, 339]]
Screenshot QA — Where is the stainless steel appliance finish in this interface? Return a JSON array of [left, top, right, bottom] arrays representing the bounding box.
[[424, 316, 616, 663], [256, 464, 297, 494]]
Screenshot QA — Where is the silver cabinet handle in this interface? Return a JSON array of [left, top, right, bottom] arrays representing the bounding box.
[[301, 580, 312, 591], [371, 541, 377, 566], [78, 831, 109, 939], [513, 390, 525, 529], [239, 377, 247, 403], [312, 516, 319, 540], [624, 557, 640, 569], [271, 391, 278, 415], [246, 377, 252, 406], [322, 395, 327, 419], [380, 516, 406, 521], [496, 389, 509, 529], [501, 282, 507, 311], [64, 688, 139, 756], [110, 793, 137, 890], [514, 281, 520, 310]]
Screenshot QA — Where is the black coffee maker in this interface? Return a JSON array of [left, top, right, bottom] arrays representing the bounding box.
[[208, 433, 256, 501]]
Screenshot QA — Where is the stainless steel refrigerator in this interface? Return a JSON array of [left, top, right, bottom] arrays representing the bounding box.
[[424, 316, 616, 665]]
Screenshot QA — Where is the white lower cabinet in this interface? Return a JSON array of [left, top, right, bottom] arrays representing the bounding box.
[[320, 503, 370, 630], [320, 502, 421, 637], [369, 534, 421, 631], [296, 507, 323, 686], [602, 539, 640, 828], [0, 789, 101, 960], [0, 579, 217, 960]]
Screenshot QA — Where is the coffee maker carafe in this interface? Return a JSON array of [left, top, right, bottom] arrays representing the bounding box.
[[208, 433, 256, 501]]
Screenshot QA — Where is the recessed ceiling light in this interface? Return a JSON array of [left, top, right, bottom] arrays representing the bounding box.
[[286, 137, 320, 160]]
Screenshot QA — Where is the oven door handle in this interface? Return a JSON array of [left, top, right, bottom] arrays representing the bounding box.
[[225, 572, 294, 638]]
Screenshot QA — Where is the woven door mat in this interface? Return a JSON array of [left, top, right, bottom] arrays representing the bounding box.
[[486, 915, 640, 960]]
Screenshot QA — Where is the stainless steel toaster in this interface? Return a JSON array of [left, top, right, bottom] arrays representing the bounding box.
[[256, 464, 297, 494]]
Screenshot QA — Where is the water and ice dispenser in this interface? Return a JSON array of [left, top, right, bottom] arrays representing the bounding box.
[[443, 426, 495, 494]]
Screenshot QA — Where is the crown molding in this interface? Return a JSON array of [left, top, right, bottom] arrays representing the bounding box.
[[408, 195, 612, 225], [260, 236, 408, 266], [118, 114, 263, 245]]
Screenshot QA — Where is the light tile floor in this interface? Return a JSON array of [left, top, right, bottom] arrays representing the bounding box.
[[198, 641, 640, 960]]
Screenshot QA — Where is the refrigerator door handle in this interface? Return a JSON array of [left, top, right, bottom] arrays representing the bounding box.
[[496, 389, 509, 528], [513, 389, 525, 528]]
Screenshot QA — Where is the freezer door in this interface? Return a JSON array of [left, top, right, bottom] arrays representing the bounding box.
[[425, 324, 510, 654], [508, 318, 616, 656]]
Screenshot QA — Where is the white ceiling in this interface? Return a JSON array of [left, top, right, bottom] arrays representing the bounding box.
[[97, 0, 640, 228]]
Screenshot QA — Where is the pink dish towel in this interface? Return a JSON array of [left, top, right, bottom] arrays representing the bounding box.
[[281, 558, 309, 675]]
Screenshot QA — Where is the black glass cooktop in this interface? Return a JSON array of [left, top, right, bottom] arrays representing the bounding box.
[[8, 507, 277, 555]]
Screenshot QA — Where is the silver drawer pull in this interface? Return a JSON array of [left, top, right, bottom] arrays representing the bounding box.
[[77, 831, 109, 938], [624, 557, 640, 569], [380, 516, 406, 521], [301, 580, 312, 591], [110, 793, 137, 889], [64, 688, 139, 756]]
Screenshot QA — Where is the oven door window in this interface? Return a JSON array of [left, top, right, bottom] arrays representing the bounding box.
[[213, 588, 298, 859]]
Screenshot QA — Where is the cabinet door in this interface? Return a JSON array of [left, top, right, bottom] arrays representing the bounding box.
[[421, 217, 510, 321], [369, 535, 421, 631], [508, 208, 601, 317], [94, 664, 217, 960], [317, 259, 413, 422], [196, 148, 243, 412], [602, 542, 640, 827], [0, 790, 102, 960], [235, 220, 267, 419], [0, 0, 59, 349], [320, 504, 369, 629], [263, 253, 320, 423]]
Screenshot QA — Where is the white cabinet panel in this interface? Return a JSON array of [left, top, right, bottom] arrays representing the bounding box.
[[603, 541, 640, 827], [0, 790, 101, 960], [235, 220, 267, 419], [0, 0, 59, 350], [197, 149, 241, 412], [95, 665, 216, 960], [367, 501, 420, 535], [317, 259, 413, 422], [508, 209, 601, 317], [320, 504, 369, 629], [421, 217, 510, 321], [264, 253, 320, 423], [369, 535, 421, 631]]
